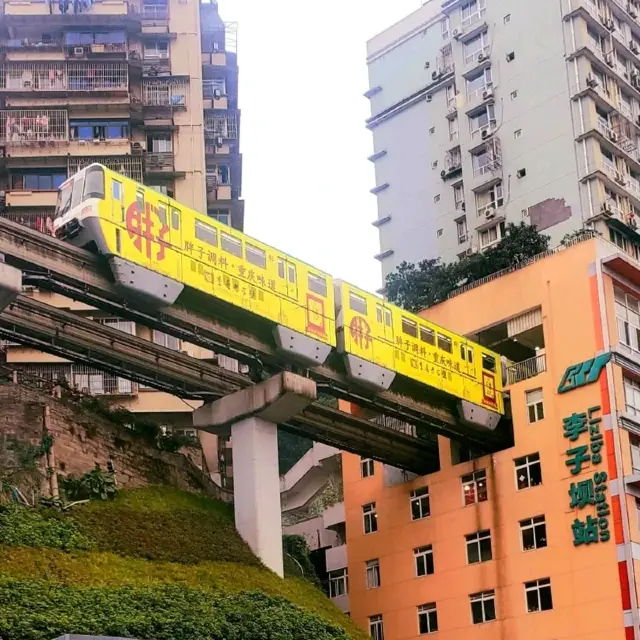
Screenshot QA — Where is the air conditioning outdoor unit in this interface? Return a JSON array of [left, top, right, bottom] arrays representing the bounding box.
[[131, 141, 146, 153], [631, 40, 639, 53], [453, 29, 460, 39], [610, 130, 619, 142], [213, 88, 222, 98], [483, 88, 494, 100], [478, 52, 485, 62], [602, 202, 613, 215], [481, 128, 490, 139], [630, 215, 638, 229], [485, 208, 496, 219], [586, 74, 598, 88]]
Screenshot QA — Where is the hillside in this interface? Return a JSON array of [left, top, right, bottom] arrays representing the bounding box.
[[0, 487, 366, 640]]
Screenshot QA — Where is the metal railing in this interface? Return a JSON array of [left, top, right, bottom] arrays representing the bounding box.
[[145, 151, 174, 171], [0, 109, 68, 144], [142, 78, 188, 108], [142, 3, 169, 19], [506, 353, 547, 385], [68, 156, 143, 182], [0, 210, 55, 234], [204, 113, 238, 139]]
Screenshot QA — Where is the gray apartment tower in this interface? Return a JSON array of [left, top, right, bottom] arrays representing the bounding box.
[[366, 0, 640, 281]]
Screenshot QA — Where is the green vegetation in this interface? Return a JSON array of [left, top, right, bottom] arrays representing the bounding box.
[[0, 487, 364, 640], [385, 222, 551, 311]]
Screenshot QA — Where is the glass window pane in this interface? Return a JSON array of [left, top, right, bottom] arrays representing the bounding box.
[[221, 231, 242, 257], [246, 243, 266, 269]]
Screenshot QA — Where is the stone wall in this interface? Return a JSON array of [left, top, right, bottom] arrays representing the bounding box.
[[0, 382, 230, 501]]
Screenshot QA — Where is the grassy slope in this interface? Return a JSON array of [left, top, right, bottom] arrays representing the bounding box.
[[0, 487, 366, 640]]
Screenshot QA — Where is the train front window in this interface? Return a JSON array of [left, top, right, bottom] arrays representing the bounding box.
[[482, 353, 496, 372], [55, 180, 73, 218], [83, 165, 105, 200], [71, 175, 85, 209]]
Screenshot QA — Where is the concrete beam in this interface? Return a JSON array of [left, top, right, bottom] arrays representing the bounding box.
[[0, 261, 21, 312], [193, 372, 317, 577]]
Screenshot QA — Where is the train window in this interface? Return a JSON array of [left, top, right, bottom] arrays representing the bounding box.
[[83, 165, 105, 200], [136, 190, 144, 212], [157, 203, 168, 226], [246, 243, 266, 269], [71, 175, 85, 209], [349, 292, 367, 314], [288, 263, 296, 284], [308, 273, 327, 297], [111, 179, 123, 202], [171, 208, 180, 230], [420, 326, 435, 345], [437, 334, 453, 353], [460, 345, 474, 364], [482, 353, 496, 372], [195, 220, 218, 246], [277, 258, 285, 279], [402, 317, 418, 338], [221, 231, 243, 257], [384, 308, 392, 327], [468, 348, 474, 364], [376, 305, 383, 324]]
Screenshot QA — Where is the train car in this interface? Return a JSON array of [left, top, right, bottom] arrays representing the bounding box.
[[53, 163, 336, 365], [335, 281, 504, 428]]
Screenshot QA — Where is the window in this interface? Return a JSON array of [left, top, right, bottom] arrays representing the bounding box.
[[446, 82, 456, 107], [245, 244, 266, 269], [195, 220, 217, 246], [287, 263, 296, 284], [328, 569, 348, 598], [349, 291, 367, 314], [152, 329, 179, 351], [437, 333, 452, 353], [221, 232, 242, 257], [469, 103, 496, 138], [511, 90, 518, 100], [461, 344, 474, 363], [520, 515, 547, 551], [361, 457, 375, 478], [369, 615, 384, 640], [466, 530, 492, 564], [441, 16, 450, 40], [461, 0, 486, 28], [366, 559, 381, 589], [144, 40, 169, 59], [462, 469, 487, 505], [463, 30, 489, 64], [171, 208, 180, 230], [157, 203, 167, 226], [526, 389, 544, 423], [402, 317, 418, 338], [615, 286, 640, 354], [111, 179, 123, 201], [525, 578, 553, 612], [476, 181, 504, 217], [147, 133, 172, 153], [449, 115, 459, 141], [466, 67, 492, 101], [625, 377, 640, 416], [631, 434, 640, 474], [11, 171, 66, 191], [482, 353, 496, 372], [480, 222, 505, 248], [363, 502, 378, 534], [70, 119, 129, 141], [415, 545, 434, 576], [517, 168, 527, 178], [208, 209, 231, 226], [308, 273, 327, 296], [376, 305, 392, 327], [420, 326, 435, 345], [83, 165, 105, 200], [515, 453, 542, 490], [411, 486, 430, 520], [418, 604, 438, 635], [454, 183, 465, 210], [470, 591, 496, 624], [514, 128, 522, 138]]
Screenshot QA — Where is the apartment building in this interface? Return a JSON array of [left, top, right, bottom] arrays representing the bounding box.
[[341, 232, 640, 639], [366, 0, 640, 281], [0, 0, 242, 479]]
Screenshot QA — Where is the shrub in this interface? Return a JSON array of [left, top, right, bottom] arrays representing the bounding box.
[[59, 464, 118, 501]]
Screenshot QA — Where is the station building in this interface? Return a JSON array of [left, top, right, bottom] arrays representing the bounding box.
[[339, 233, 640, 640]]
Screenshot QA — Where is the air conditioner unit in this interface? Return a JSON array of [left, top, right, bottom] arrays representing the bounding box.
[[448, 106, 456, 116], [426, 94, 433, 102], [482, 88, 494, 100], [477, 52, 485, 62], [630, 215, 638, 228], [215, 136, 224, 147], [432, 70, 439, 80], [213, 42, 220, 51], [453, 28, 460, 39], [616, 171, 627, 184], [609, 130, 619, 142], [481, 128, 490, 139], [73, 46, 84, 56], [586, 73, 598, 88], [605, 17, 615, 30], [213, 88, 222, 99], [131, 141, 146, 153], [601, 202, 613, 215], [440, 169, 447, 179], [631, 40, 639, 53], [485, 208, 496, 219], [606, 54, 615, 67], [461, 201, 466, 211]]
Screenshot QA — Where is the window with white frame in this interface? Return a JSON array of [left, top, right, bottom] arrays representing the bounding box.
[[363, 502, 378, 534], [415, 545, 434, 576], [514, 453, 542, 490], [328, 568, 348, 598], [526, 388, 544, 423], [469, 103, 496, 138], [369, 615, 384, 640], [625, 376, 640, 416], [476, 181, 503, 217], [441, 16, 450, 40], [361, 457, 375, 478], [461, 0, 486, 28], [470, 590, 496, 624], [152, 329, 180, 351], [615, 286, 640, 354], [520, 515, 547, 551], [143, 40, 169, 59], [456, 217, 468, 244], [479, 222, 505, 248], [446, 82, 456, 107], [462, 469, 487, 505], [454, 183, 465, 210], [418, 603, 438, 635], [525, 578, 553, 613], [410, 486, 430, 520], [466, 530, 492, 564], [446, 146, 462, 171], [99, 318, 136, 335], [366, 558, 381, 589], [147, 133, 172, 153], [449, 115, 459, 141], [630, 434, 640, 474], [467, 67, 493, 101], [463, 30, 489, 64]]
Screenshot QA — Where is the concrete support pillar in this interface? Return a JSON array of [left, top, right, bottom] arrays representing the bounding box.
[[0, 262, 21, 312], [193, 371, 316, 577]]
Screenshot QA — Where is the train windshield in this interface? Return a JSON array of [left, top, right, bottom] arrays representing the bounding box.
[[55, 179, 73, 219], [83, 165, 105, 200]]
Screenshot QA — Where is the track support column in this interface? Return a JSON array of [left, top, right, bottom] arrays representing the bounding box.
[[193, 371, 316, 577], [0, 262, 21, 312]]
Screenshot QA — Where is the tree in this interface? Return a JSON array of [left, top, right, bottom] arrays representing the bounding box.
[[385, 223, 551, 312]]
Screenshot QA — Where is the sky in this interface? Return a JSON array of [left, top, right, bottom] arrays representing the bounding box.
[[220, 0, 421, 293]]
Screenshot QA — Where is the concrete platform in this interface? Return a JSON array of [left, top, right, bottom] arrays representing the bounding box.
[[0, 261, 21, 312]]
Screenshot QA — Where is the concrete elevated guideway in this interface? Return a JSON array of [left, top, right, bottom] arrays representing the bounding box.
[[0, 260, 21, 313]]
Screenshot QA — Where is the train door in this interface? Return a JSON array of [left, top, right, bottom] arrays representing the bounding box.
[[276, 255, 298, 327], [155, 199, 181, 280], [110, 176, 125, 225], [481, 351, 498, 408], [375, 302, 394, 365]]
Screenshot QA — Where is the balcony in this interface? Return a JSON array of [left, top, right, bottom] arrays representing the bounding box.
[[204, 113, 238, 140], [325, 544, 347, 572], [0, 62, 128, 94], [0, 209, 54, 234], [505, 353, 547, 385], [5, 189, 58, 208], [0, 108, 68, 144], [144, 151, 184, 177], [323, 502, 345, 530], [142, 78, 188, 109], [68, 155, 143, 182]]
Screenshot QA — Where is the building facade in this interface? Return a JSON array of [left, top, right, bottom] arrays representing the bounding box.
[[342, 234, 640, 639], [367, 0, 640, 281], [0, 0, 242, 480]]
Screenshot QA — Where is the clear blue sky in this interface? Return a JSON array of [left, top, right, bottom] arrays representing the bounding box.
[[222, 0, 421, 292]]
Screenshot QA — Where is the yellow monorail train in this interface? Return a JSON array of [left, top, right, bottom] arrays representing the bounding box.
[[53, 164, 503, 426]]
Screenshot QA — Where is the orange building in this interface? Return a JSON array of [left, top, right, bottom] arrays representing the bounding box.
[[342, 234, 640, 640]]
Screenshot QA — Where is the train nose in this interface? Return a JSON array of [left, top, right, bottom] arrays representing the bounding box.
[[55, 218, 82, 240]]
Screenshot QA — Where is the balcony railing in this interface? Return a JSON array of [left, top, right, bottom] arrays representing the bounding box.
[[506, 353, 547, 385], [204, 113, 238, 139], [142, 4, 169, 20], [142, 78, 188, 108], [68, 155, 143, 182], [145, 151, 174, 172], [0, 210, 54, 235], [0, 109, 69, 144]]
